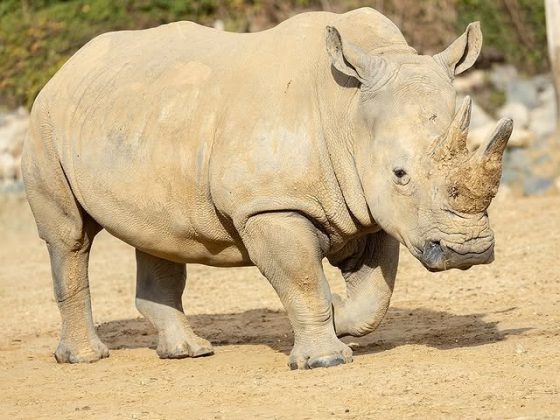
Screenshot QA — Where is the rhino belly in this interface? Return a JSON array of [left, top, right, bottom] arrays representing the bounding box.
[[71, 159, 251, 266]]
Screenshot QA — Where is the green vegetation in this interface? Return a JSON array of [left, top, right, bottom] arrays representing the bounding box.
[[0, 0, 244, 109], [0, 0, 548, 110], [456, 0, 548, 73]]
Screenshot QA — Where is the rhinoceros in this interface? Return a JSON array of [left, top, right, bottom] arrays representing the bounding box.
[[22, 7, 512, 369]]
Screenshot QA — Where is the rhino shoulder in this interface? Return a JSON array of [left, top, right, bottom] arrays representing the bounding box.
[[332, 7, 416, 54]]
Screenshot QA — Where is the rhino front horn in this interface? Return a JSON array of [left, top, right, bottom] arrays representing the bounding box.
[[474, 118, 513, 162], [472, 117, 513, 200], [448, 118, 513, 214]]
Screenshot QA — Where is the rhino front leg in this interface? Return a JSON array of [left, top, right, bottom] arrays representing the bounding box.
[[242, 212, 352, 370], [135, 250, 213, 359], [330, 231, 399, 337]]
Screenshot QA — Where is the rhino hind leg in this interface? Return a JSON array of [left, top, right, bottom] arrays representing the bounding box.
[[46, 232, 108, 363], [23, 127, 107, 363], [135, 250, 213, 359], [242, 212, 353, 370]]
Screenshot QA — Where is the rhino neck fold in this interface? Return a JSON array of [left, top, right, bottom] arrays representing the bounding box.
[[316, 70, 376, 233]]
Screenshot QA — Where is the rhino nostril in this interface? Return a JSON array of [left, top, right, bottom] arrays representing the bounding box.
[[424, 240, 443, 257], [421, 240, 445, 271], [429, 240, 441, 249]]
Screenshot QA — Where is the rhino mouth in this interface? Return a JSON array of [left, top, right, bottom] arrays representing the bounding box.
[[419, 239, 494, 272]]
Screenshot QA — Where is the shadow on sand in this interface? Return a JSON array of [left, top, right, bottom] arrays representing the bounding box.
[[97, 306, 530, 356]]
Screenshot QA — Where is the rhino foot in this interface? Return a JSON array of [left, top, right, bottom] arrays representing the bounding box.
[[288, 338, 353, 370], [156, 334, 214, 359], [54, 337, 109, 364]]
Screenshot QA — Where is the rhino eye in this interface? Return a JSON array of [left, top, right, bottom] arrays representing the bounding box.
[[392, 168, 410, 186], [393, 168, 407, 178]]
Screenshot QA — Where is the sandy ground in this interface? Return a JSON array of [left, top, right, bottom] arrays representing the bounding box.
[[0, 194, 559, 419]]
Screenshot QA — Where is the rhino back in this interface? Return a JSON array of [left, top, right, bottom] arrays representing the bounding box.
[[32, 8, 409, 265]]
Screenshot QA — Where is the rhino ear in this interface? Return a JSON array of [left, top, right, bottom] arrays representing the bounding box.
[[325, 26, 385, 85], [434, 22, 482, 78]]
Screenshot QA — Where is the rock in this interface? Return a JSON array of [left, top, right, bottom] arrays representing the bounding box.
[[458, 96, 493, 129], [525, 145, 560, 187], [500, 166, 519, 186], [505, 148, 530, 171], [213, 20, 224, 31], [498, 102, 529, 129], [493, 184, 512, 202], [506, 79, 539, 109], [13, 154, 22, 180], [0, 152, 18, 183], [529, 102, 556, 141], [453, 70, 486, 93], [531, 74, 552, 91], [468, 122, 534, 150], [500, 172, 517, 191], [489, 65, 518, 91], [509, 128, 536, 148], [0, 107, 28, 187], [461, 97, 500, 150], [523, 175, 554, 195], [0, 178, 24, 193], [467, 125, 487, 151], [532, 152, 551, 166], [501, 148, 529, 194], [0, 108, 29, 158], [537, 82, 555, 105], [471, 100, 494, 129], [515, 343, 527, 354]]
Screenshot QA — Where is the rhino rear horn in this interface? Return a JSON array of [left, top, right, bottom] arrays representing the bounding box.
[[433, 96, 472, 160], [448, 95, 472, 151]]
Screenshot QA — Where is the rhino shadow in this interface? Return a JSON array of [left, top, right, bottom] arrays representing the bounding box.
[[97, 306, 530, 356]]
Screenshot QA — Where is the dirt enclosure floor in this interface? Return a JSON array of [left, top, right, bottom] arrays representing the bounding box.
[[1, 194, 559, 419]]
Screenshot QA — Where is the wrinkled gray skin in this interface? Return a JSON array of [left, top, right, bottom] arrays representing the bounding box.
[[22, 8, 512, 369]]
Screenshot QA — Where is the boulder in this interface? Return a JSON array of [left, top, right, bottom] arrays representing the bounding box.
[[524, 174, 554, 195], [0, 107, 28, 186], [498, 102, 530, 129], [489, 65, 518, 91], [538, 83, 555, 105], [458, 96, 494, 129], [529, 101, 556, 142], [0, 152, 18, 183], [0, 107, 29, 159], [493, 183, 512, 203], [468, 122, 534, 150], [213, 20, 225, 31], [506, 79, 540, 109], [453, 70, 486, 93], [470, 99, 494, 129]]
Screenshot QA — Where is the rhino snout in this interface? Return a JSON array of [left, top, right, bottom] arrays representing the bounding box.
[[421, 241, 446, 272], [420, 239, 494, 272]]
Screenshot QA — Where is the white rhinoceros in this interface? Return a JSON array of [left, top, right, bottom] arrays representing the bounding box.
[[22, 7, 512, 369]]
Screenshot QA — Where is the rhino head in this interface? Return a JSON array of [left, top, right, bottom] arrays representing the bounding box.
[[326, 22, 512, 272]]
